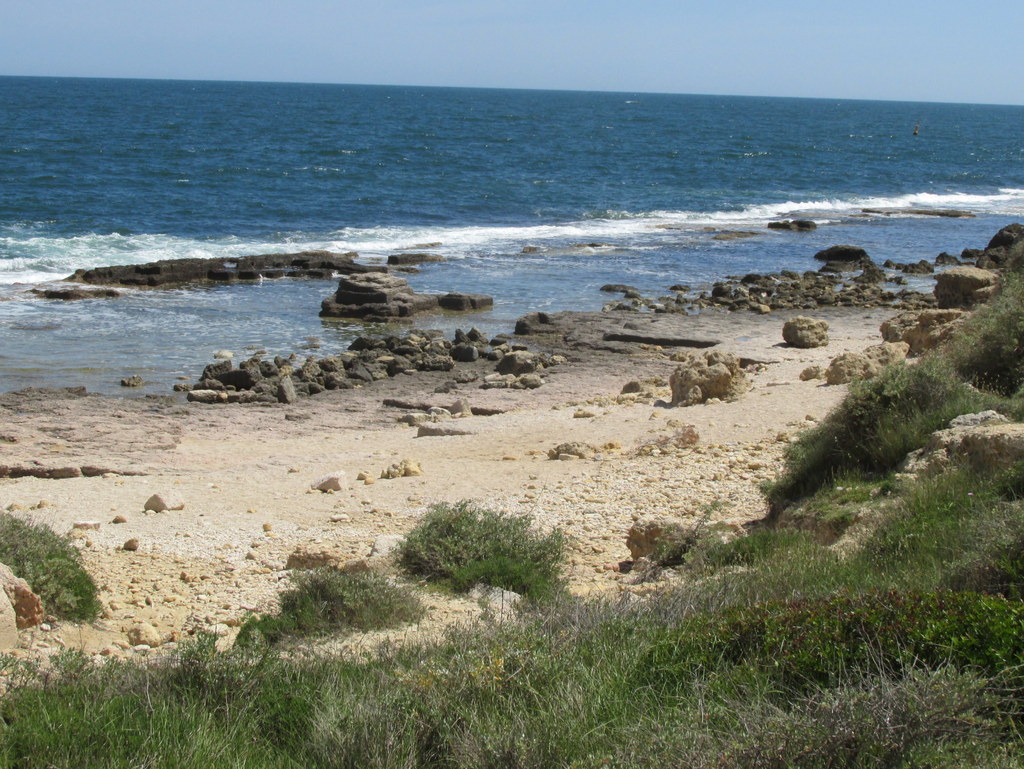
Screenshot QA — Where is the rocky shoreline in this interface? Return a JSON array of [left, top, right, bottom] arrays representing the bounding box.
[[1, 223, 1022, 660]]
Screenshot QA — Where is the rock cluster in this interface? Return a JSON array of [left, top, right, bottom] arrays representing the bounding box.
[[68, 251, 381, 288], [181, 328, 560, 403], [879, 309, 968, 354], [669, 351, 749, 406], [319, 273, 492, 321]]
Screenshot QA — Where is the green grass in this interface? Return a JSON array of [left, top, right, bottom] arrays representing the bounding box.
[[236, 569, 425, 646], [0, 514, 101, 621], [398, 501, 566, 599]]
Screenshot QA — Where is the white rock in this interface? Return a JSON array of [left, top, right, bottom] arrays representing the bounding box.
[[213, 350, 234, 360], [369, 534, 405, 558], [0, 592, 18, 650]]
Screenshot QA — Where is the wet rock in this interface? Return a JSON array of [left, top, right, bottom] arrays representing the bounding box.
[[767, 219, 817, 231], [119, 375, 144, 388], [814, 245, 870, 263], [386, 253, 445, 266], [69, 251, 379, 287]]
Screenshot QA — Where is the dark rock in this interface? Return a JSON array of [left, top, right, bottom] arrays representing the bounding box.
[[31, 287, 122, 300], [600, 284, 640, 294], [438, 293, 493, 311], [120, 375, 144, 388], [386, 253, 445, 266], [935, 252, 960, 266], [452, 344, 480, 362], [68, 251, 380, 287], [814, 245, 870, 263], [767, 219, 817, 231], [985, 223, 1024, 251], [201, 360, 233, 381], [217, 367, 260, 390]]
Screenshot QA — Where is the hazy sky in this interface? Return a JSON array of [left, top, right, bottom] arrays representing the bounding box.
[[3, 0, 1023, 104]]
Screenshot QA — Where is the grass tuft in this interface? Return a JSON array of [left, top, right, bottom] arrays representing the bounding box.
[[399, 501, 565, 598]]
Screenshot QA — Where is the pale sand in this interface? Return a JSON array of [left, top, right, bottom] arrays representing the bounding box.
[[0, 306, 894, 658]]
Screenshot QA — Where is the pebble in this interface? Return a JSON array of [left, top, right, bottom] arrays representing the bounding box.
[[122, 538, 140, 552]]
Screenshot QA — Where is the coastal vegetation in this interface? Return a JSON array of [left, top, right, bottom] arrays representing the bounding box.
[[6, 244, 1024, 766], [0, 516, 101, 622]]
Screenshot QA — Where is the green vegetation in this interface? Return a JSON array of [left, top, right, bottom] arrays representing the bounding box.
[[398, 501, 566, 598], [7, 236, 1024, 766], [0, 515, 101, 621], [236, 569, 425, 646]]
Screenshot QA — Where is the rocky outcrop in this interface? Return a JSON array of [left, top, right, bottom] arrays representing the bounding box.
[[319, 273, 492, 320], [879, 309, 968, 354], [30, 287, 122, 300], [900, 413, 1024, 477], [767, 219, 817, 231], [69, 251, 381, 287], [782, 316, 829, 348], [824, 342, 910, 385], [386, 253, 445, 266], [180, 326, 562, 404], [934, 266, 999, 309], [669, 351, 749, 406]]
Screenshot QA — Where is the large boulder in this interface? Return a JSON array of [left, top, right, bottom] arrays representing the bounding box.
[[825, 342, 909, 385], [0, 562, 44, 629], [934, 267, 999, 309], [782, 316, 830, 348], [669, 351, 749, 406]]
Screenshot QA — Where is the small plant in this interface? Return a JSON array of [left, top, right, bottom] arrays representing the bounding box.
[[237, 569, 424, 646], [0, 515, 101, 621], [399, 501, 565, 598]]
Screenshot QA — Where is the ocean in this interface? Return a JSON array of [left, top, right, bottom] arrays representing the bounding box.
[[2, 76, 1023, 394]]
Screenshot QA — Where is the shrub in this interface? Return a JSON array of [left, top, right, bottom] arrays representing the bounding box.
[[946, 273, 1024, 396], [0, 515, 101, 621], [645, 590, 1024, 695], [237, 569, 424, 646], [765, 357, 995, 515], [399, 501, 565, 598]]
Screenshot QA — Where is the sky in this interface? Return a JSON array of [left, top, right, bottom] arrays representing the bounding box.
[[3, 0, 1023, 105]]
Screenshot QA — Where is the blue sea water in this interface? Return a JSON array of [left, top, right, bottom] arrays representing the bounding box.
[[1, 76, 1023, 393]]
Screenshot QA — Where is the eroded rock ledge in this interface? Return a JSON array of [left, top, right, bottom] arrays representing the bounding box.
[[68, 251, 383, 288]]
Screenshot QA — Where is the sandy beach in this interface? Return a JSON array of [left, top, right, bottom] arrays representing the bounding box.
[[0, 305, 895, 658]]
